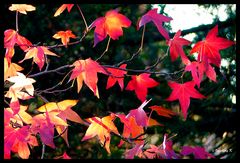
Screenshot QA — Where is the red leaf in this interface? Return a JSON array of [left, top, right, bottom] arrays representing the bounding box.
[[90, 9, 131, 46], [138, 8, 172, 40], [70, 58, 107, 98], [190, 25, 235, 68], [167, 30, 191, 65], [115, 114, 144, 147], [185, 61, 216, 88], [106, 64, 127, 91], [181, 146, 215, 159], [166, 81, 205, 120], [126, 73, 159, 102], [4, 125, 35, 159], [4, 29, 32, 63]]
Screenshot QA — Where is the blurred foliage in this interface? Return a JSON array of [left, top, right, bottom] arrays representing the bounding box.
[[3, 4, 236, 159]]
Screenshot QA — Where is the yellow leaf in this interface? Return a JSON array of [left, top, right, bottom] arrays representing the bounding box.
[[9, 4, 36, 14]]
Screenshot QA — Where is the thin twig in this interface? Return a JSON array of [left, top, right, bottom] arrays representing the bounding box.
[[28, 65, 73, 78], [53, 127, 68, 139], [41, 143, 45, 159], [103, 64, 184, 76], [95, 37, 111, 61], [16, 11, 19, 32], [116, 25, 146, 67], [76, 4, 88, 31], [145, 47, 170, 71], [44, 55, 50, 72]]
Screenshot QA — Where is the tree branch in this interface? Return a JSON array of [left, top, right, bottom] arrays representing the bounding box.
[[28, 65, 73, 78]]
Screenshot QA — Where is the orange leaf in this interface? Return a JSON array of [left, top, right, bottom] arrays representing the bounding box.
[[149, 105, 176, 118], [90, 9, 131, 46], [4, 57, 23, 81], [69, 58, 107, 98], [53, 30, 76, 46], [9, 4, 36, 14], [82, 114, 119, 153], [20, 46, 58, 70], [54, 4, 74, 17], [37, 100, 83, 146]]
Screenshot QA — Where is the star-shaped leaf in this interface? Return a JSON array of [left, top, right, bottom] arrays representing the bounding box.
[[138, 8, 172, 40], [69, 58, 107, 98], [82, 114, 119, 153], [167, 30, 191, 65], [20, 46, 58, 70], [53, 30, 76, 46], [90, 9, 131, 47], [190, 25, 235, 68], [166, 81, 205, 120], [106, 64, 127, 91], [126, 73, 159, 102]]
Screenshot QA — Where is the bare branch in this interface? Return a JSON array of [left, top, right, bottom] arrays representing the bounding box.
[[28, 65, 73, 78], [116, 25, 146, 67], [16, 11, 19, 32], [95, 37, 111, 61], [76, 4, 88, 32]]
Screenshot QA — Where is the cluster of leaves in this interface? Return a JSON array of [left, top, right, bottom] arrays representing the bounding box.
[[4, 4, 235, 159]]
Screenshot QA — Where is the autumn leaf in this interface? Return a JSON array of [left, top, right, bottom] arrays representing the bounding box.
[[54, 4, 74, 17], [6, 72, 36, 96], [115, 114, 144, 147], [127, 99, 151, 127], [4, 125, 38, 159], [4, 57, 23, 81], [82, 114, 119, 153], [31, 112, 56, 148], [166, 81, 205, 120], [106, 64, 127, 91], [4, 29, 32, 63], [5, 105, 32, 126], [37, 100, 83, 146], [126, 73, 159, 102], [55, 152, 71, 159], [125, 143, 144, 159], [5, 72, 35, 114], [53, 30, 76, 46], [149, 105, 176, 118], [9, 4, 36, 14], [20, 46, 58, 70], [185, 61, 216, 88], [69, 58, 107, 98], [167, 30, 191, 65], [181, 146, 215, 159], [138, 8, 173, 40], [190, 25, 235, 68], [90, 9, 131, 47]]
